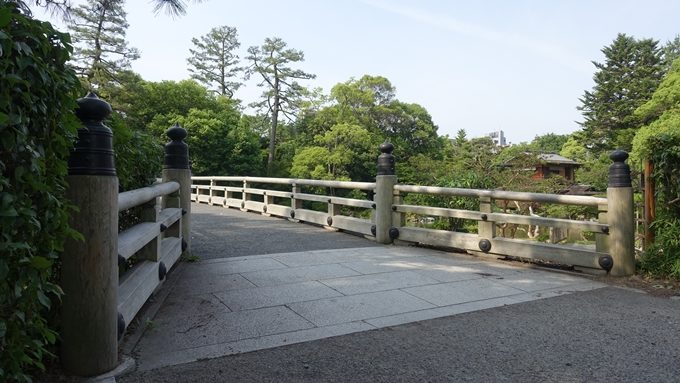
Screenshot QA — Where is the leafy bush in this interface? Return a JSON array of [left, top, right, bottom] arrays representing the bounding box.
[[632, 60, 680, 278], [0, 4, 80, 381]]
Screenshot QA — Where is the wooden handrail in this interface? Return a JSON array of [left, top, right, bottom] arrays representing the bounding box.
[[118, 181, 180, 212], [394, 184, 606, 207]]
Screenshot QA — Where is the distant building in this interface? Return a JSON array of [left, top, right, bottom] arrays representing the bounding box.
[[501, 152, 581, 183], [486, 130, 507, 146], [533, 153, 580, 182]]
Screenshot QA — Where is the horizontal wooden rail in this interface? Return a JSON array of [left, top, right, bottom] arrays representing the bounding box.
[[394, 204, 608, 233], [118, 181, 179, 212], [192, 176, 375, 191], [394, 184, 606, 207]]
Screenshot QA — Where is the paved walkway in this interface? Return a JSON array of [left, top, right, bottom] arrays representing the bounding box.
[[118, 203, 680, 382]]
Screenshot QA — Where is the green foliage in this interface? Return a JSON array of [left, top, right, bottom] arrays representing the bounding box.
[[149, 103, 262, 176], [291, 123, 376, 181], [108, 113, 163, 191], [632, 58, 680, 278], [0, 4, 80, 381], [577, 33, 664, 153], [125, 79, 223, 132], [529, 133, 569, 153], [187, 25, 243, 97], [642, 212, 680, 278], [560, 137, 610, 191]]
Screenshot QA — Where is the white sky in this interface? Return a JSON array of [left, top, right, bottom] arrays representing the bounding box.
[[34, 0, 680, 144]]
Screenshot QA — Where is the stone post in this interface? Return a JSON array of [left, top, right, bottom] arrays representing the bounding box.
[[162, 124, 192, 255], [607, 150, 635, 276], [61, 93, 119, 376], [375, 142, 397, 244]]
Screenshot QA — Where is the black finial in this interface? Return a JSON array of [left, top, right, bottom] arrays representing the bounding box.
[[608, 150, 631, 187], [377, 141, 395, 176], [164, 123, 190, 169], [598, 255, 613, 272], [68, 93, 116, 176]]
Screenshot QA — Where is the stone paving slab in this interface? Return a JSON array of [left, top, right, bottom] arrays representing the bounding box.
[[213, 281, 342, 311], [239, 263, 361, 287], [130, 245, 606, 372], [287, 289, 436, 327], [320, 270, 441, 295]]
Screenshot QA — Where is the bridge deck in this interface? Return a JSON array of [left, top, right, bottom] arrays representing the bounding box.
[[124, 203, 606, 372]]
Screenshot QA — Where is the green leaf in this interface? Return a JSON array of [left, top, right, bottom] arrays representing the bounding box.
[[37, 291, 51, 309], [0, 321, 6, 338], [30, 256, 52, 270], [0, 8, 10, 28]]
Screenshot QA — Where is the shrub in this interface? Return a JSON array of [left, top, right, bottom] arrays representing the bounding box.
[[0, 3, 80, 381]]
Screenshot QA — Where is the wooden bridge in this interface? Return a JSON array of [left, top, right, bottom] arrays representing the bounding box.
[[60, 94, 636, 378]]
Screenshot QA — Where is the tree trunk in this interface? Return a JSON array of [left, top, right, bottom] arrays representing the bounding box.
[[267, 76, 280, 174]]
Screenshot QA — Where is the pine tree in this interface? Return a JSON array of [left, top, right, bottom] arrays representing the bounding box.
[[577, 33, 663, 153], [187, 26, 242, 97], [68, 0, 139, 89], [247, 37, 315, 172]]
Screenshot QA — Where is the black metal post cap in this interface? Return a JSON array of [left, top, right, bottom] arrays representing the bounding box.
[[608, 149, 631, 188], [379, 142, 394, 154], [167, 123, 188, 141], [377, 141, 396, 176], [69, 93, 116, 176], [609, 150, 629, 163], [164, 123, 190, 169], [75, 92, 112, 122]]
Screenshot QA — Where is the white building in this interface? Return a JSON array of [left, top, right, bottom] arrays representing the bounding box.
[[486, 130, 507, 146]]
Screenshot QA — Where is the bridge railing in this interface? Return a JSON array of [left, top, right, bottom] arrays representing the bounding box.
[[390, 184, 610, 270], [191, 176, 377, 237], [116, 181, 184, 338], [60, 94, 192, 377], [191, 143, 634, 278]]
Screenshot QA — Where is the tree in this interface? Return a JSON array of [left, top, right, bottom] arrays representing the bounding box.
[[121, 79, 223, 131], [187, 25, 242, 97], [530, 133, 569, 153], [21, 0, 204, 18], [290, 123, 375, 181], [662, 35, 680, 72], [246, 37, 315, 172], [576, 33, 664, 153], [67, 0, 139, 89]]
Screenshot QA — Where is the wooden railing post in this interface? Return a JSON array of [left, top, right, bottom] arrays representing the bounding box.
[[209, 178, 216, 205], [375, 142, 397, 244], [607, 150, 635, 276], [62, 93, 119, 376], [242, 179, 250, 211], [162, 124, 192, 255], [327, 187, 338, 226], [478, 196, 495, 241], [596, 203, 609, 254], [291, 183, 302, 219], [138, 199, 161, 261]]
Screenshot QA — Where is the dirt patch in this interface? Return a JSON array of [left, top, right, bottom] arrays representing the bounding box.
[[594, 274, 680, 298]]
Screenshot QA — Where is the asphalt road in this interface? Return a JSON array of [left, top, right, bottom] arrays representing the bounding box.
[[120, 286, 680, 383]]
